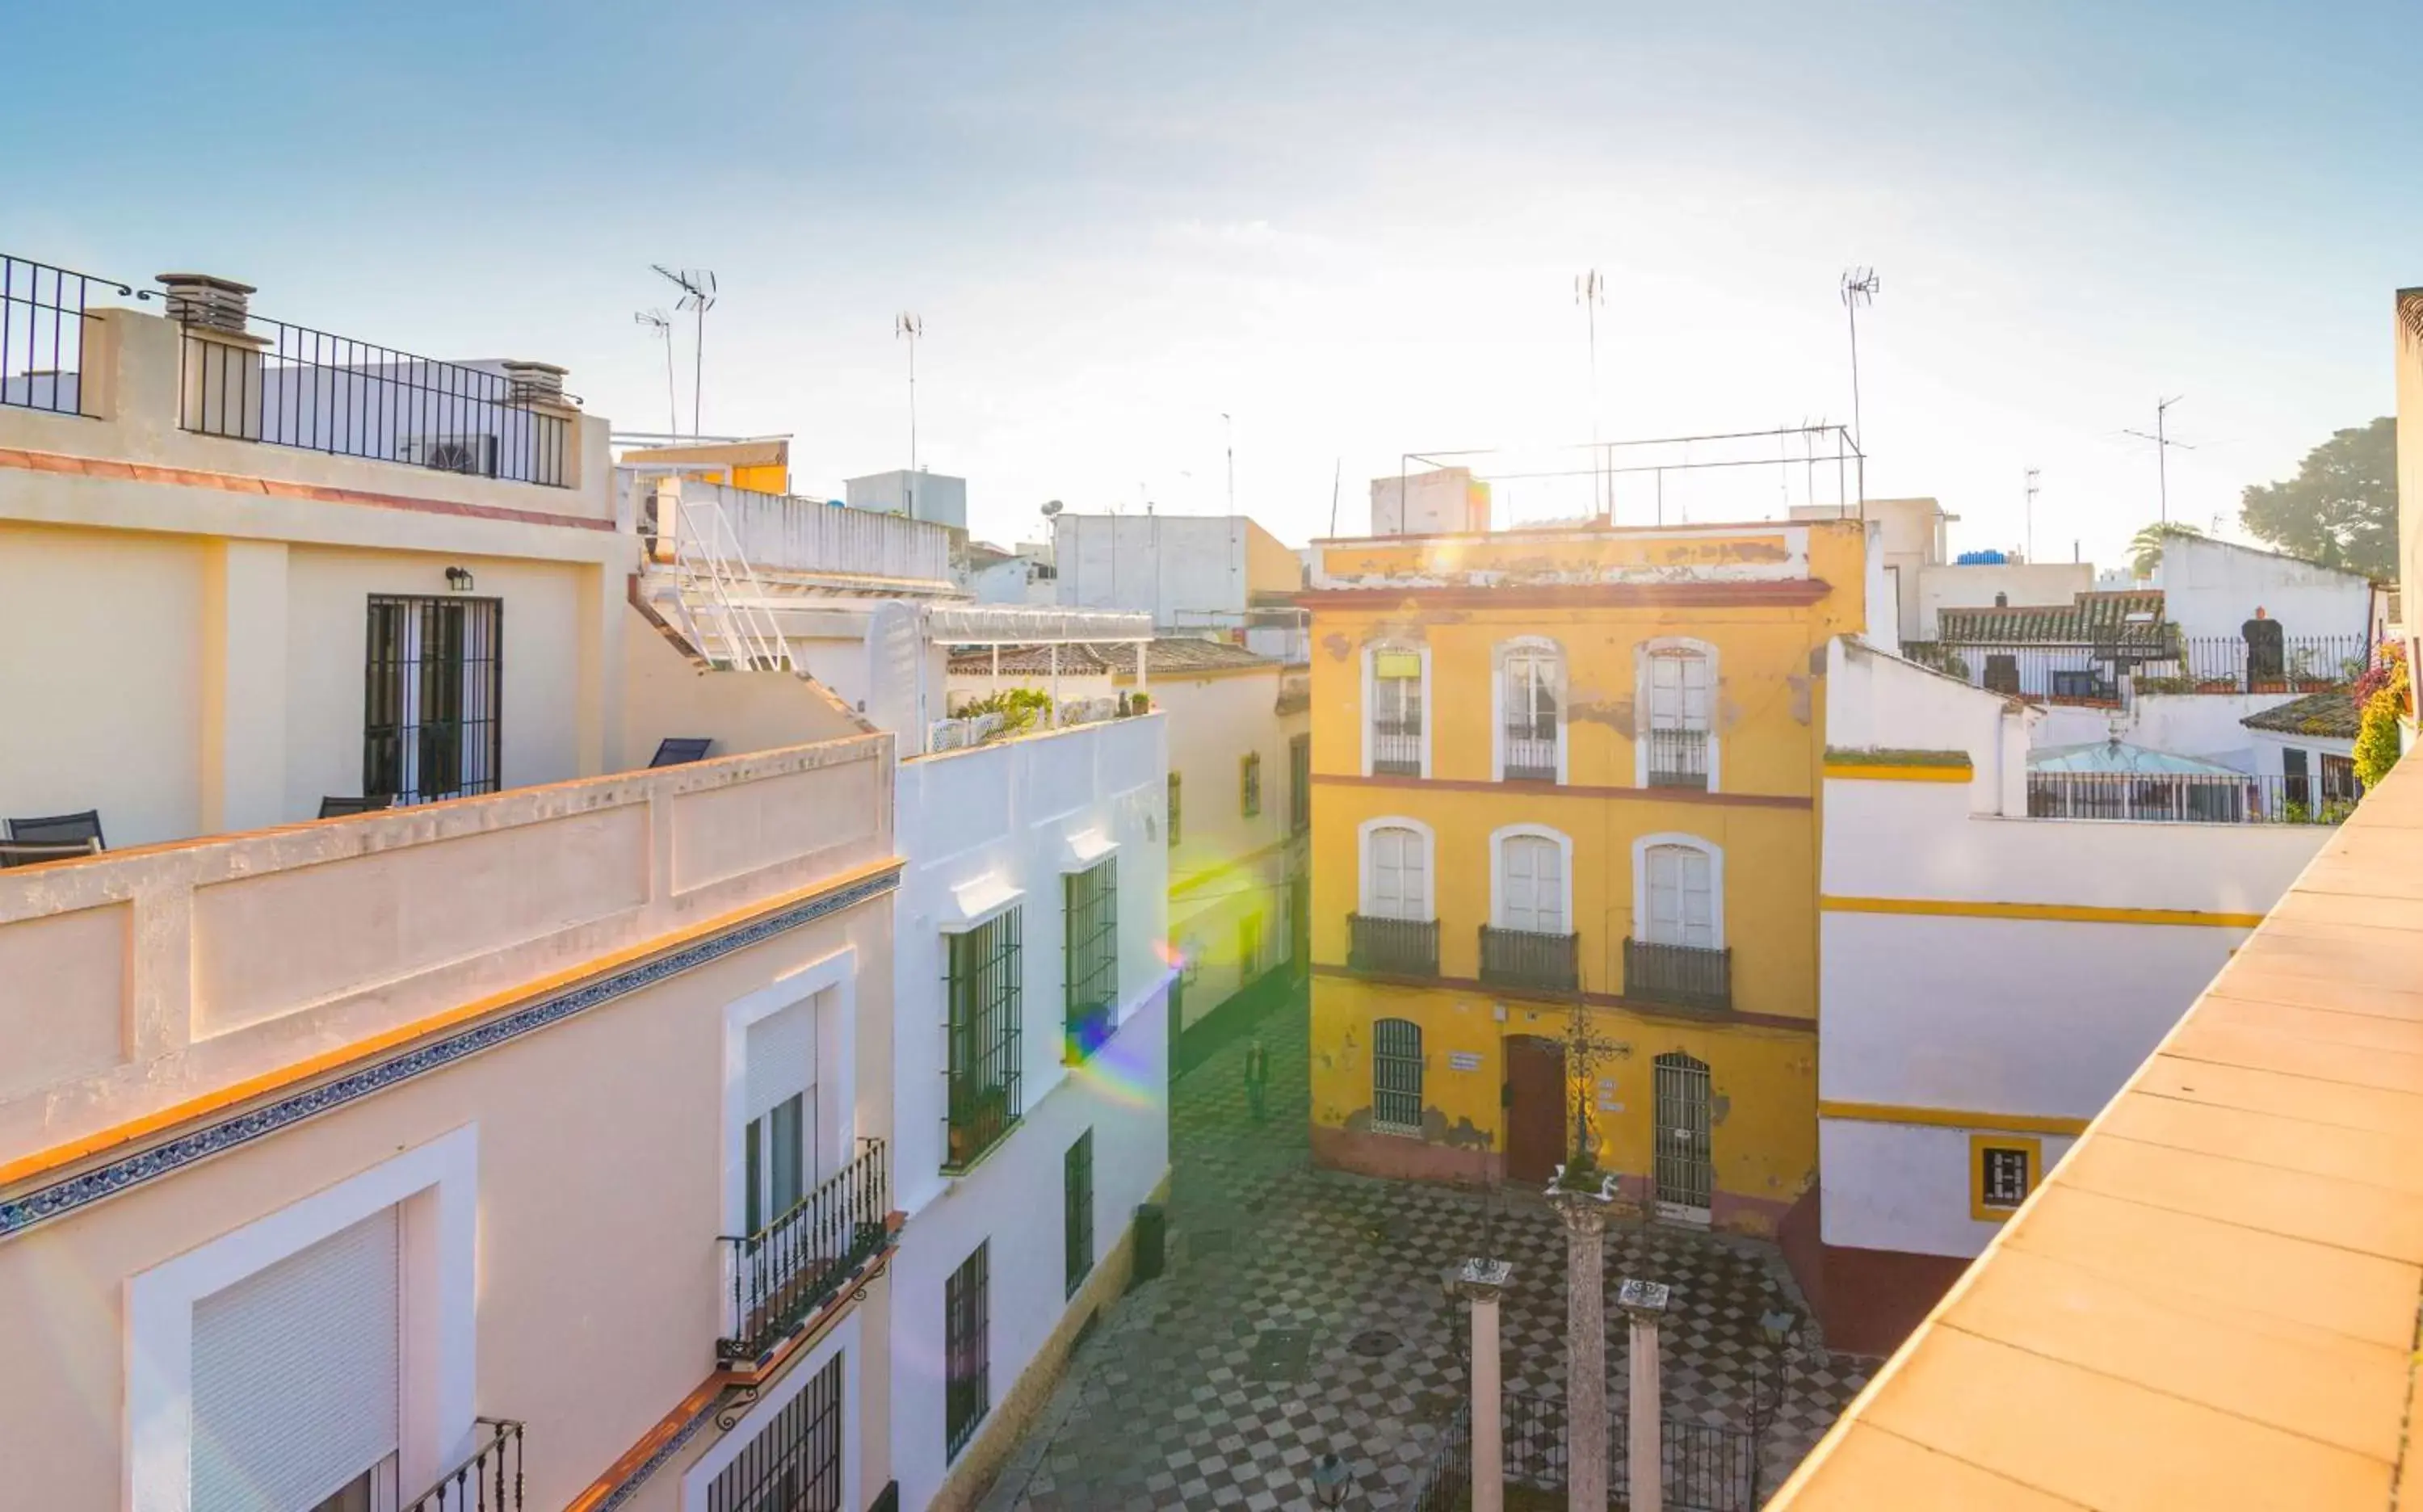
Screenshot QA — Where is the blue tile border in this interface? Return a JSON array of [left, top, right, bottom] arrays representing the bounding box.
[[0, 868, 899, 1241]]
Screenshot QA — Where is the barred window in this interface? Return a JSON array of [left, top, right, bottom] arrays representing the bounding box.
[[706, 1351, 843, 1512], [365, 595, 501, 804], [1372, 1017, 1424, 1133], [1065, 1129, 1095, 1300], [1289, 733, 1311, 836], [1063, 859, 1119, 1062], [1167, 771, 1183, 847], [944, 1241, 990, 1460], [945, 909, 1022, 1173], [1241, 751, 1262, 818]]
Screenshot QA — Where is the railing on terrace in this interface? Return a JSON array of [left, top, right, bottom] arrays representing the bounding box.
[[1, 254, 133, 418], [718, 1139, 890, 1363], [2027, 771, 2355, 825], [1503, 722, 1559, 782], [926, 698, 1139, 756], [1349, 914, 1439, 977], [403, 1418, 523, 1512], [1372, 713, 1424, 776], [1479, 925, 1579, 993], [705, 482, 954, 581], [1645, 726, 1710, 788], [1405, 1391, 1758, 1512], [1624, 938, 1733, 1011], [1904, 636, 2369, 701], [178, 316, 572, 486]]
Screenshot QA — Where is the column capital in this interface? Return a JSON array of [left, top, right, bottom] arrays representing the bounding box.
[[1618, 1277, 1671, 1321], [1451, 1257, 1514, 1302]]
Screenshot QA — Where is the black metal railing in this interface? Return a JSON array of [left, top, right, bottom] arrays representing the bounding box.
[[1372, 712, 1424, 775], [1349, 914, 1438, 976], [1624, 938, 1733, 1011], [403, 1418, 523, 1512], [178, 315, 572, 486], [1, 254, 133, 417], [1503, 722, 1558, 782], [2148, 634, 2371, 693], [1405, 1392, 1757, 1512], [2027, 771, 2355, 825], [718, 1139, 890, 1363], [945, 910, 1023, 1173], [1904, 636, 2370, 701], [1479, 925, 1579, 993], [1645, 726, 1710, 788]]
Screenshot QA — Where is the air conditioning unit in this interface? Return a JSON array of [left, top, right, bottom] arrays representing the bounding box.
[[400, 433, 500, 477]]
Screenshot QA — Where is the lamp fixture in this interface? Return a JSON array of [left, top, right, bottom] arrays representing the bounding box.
[[1310, 1454, 1351, 1509], [445, 565, 475, 593]]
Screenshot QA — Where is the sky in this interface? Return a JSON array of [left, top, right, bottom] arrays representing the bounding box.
[[6, 0, 2418, 564]]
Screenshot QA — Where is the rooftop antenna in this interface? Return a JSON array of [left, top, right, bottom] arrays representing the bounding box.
[[651, 266, 716, 437], [2122, 395, 2194, 526], [1577, 270, 1607, 518], [1222, 412, 1235, 515], [1329, 456, 1342, 537], [1839, 268, 1881, 457], [633, 310, 676, 436], [895, 312, 925, 519], [2024, 466, 2040, 561]]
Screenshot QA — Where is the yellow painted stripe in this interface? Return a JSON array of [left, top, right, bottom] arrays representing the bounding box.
[[1820, 1099, 2090, 1136], [1822, 762, 1971, 783], [1820, 894, 2266, 929]]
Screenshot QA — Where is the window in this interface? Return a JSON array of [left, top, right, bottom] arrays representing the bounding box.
[[745, 1094, 807, 1237], [707, 1352, 844, 1512], [364, 594, 501, 804], [741, 997, 817, 1236], [1628, 837, 1728, 1009], [2283, 747, 2310, 808], [1643, 643, 1711, 789], [1481, 830, 1578, 992], [1642, 842, 1716, 948], [1496, 832, 1567, 935], [1501, 642, 1561, 782], [2322, 753, 2358, 804], [1063, 859, 1118, 1062], [1983, 653, 2021, 695], [1971, 1136, 2043, 1221], [1064, 1130, 1094, 1300], [1369, 645, 1424, 776], [1288, 733, 1312, 836], [1241, 751, 1262, 818], [1167, 772, 1182, 848], [945, 910, 1022, 1173], [1238, 912, 1263, 982], [1371, 1018, 1424, 1133], [1363, 823, 1430, 921], [944, 1242, 990, 1460]]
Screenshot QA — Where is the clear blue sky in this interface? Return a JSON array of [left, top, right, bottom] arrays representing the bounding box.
[[7, 0, 2416, 561]]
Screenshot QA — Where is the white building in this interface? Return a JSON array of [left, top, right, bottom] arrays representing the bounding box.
[[1370, 465, 1491, 536], [1050, 510, 1304, 657], [2155, 532, 2378, 642], [847, 468, 970, 532], [2239, 689, 2362, 802], [1800, 637, 2337, 1357]]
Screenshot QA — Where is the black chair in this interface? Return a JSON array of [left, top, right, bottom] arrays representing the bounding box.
[[6, 810, 104, 850], [649, 737, 715, 767], [0, 838, 102, 868], [318, 795, 397, 819]]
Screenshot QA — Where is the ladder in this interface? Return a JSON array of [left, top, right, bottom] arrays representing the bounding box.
[[661, 479, 795, 672]]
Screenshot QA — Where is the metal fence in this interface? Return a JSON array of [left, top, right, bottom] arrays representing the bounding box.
[[1905, 636, 2369, 701], [1405, 1392, 1757, 1512], [403, 1418, 523, 1512], [1503, 721, 1558, 782], [178, 315, 572, 486], [1350, 914, 1440, 976], [1644, 727, 1710, 788], [1373, 712, 1425, 775], [1479, 925, 1579, 993], [2027, 771, 2354, 825], [1623, 939, 1732, 1012], [2, 254, 120, 416], [717, 1139, 890, 1363]]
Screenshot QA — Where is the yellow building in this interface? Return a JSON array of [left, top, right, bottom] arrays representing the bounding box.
[[1303, 517, 1873, 1234]]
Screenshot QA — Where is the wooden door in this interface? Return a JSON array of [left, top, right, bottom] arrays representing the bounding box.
[[1504, 1035, 1567, 1184]]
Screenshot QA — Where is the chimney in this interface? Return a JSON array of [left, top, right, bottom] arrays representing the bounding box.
[[501, 359, 572, 408], [156, 273, 255, 335]]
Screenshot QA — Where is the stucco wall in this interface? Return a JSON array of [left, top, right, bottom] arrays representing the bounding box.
[[2030, 690, 2304, 770], [1817, 1119, 2079, 1259], [1053, 514, 1255, 623], [623, 609, 869, 762], [2157, 534, 2372, 642], [1913, 561, 2094, 639]]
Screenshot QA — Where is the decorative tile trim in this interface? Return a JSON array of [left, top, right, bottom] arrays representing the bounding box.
[[0, 870, 898, 1241]]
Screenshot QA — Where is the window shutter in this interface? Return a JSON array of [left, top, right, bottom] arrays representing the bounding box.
[[1647, 846, 1683, 944], [1680, 846, 1714, 945], [1505, 837, 1564, 934], [1371, 830, 1404, 918], [745, 999, 817, 1124], [191, 1208, 400, 1512]]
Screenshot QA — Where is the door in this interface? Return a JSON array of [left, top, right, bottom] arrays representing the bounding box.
[[1652, 1052, 1713, 1222], [1504, 1035, 1567, 1184], [2282, 747, 2311, 809]]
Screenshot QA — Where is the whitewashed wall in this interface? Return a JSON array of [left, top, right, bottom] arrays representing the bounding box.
[[2157, 534, 2371, 641], [1819, 1120, 2080, 1259], [1053, 514, 1252, 623], [2031, 691, 2303, 768], [1913, 560, 2095, 638]]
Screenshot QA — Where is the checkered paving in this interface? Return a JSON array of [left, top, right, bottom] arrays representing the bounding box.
[[978, 983, 1871, 1510]]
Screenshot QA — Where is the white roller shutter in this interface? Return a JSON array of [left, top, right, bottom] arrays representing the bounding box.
[[745, 998, 817, 1123], [192, 1207, 399, 1512]]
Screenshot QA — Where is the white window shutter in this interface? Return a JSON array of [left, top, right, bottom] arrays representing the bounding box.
[[191, 1208, 400, 1512], [745, 998, 817, 1124]]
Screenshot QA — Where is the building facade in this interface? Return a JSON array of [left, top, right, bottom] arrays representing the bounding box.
[[1301, 517, 1874, 1234]]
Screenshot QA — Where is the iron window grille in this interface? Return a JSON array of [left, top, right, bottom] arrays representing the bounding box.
[[1372, 1017, 1425, 1133], [1644, 727, 1709, 789], [1371, 708, 1424, 775], [365, 595, 502, 805], [1167, 772, 1182, 847], [944, 1241, 991, 1461], [1063, 859, 1119, 1062], [1065, 1129, 1095, 1300], [1348, 914, 1439, 978], [717, 1139, 890, 1365], [1623, 938, 1732, 1012], [1241, 751, 1262, 818], [1980, 1145, 2031, 1210], [945, 910, 1023, 1174], [1502, 652, 1560, 782], [1478, 926, 1580, 994], [2, 254, 115, 417], [706, 1354, 843, 1512], [1288, 733, 1312, 836]]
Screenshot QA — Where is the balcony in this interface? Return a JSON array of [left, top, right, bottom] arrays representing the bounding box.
[[1371, 715, 1424, 776], [718, 1139, 891, 1364], [1623, 938, 1732, 1012], [1644, 727, 1709, 789], [1349, 914, 1440, 976], [404, 1418, 523, 1512], [1502, 723, 1559, 783], [2028, 771, 2354, 825], [636, 475, 955, 586], [1478, 925, 1579, 994]]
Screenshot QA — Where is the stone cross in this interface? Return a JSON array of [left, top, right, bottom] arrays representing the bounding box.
[[1547, 1173, 1617, 1512], [1451, 1258, 1514, 1512], [1620, 1277, 1672, 1512]]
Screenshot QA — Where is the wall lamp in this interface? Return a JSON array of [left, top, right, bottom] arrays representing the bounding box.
[[445, 565, 476, 593]]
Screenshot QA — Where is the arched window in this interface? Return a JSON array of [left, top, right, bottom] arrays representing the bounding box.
[[1640, 640, 1715, 791], [1361, 821, 1432, 921], [1496, 832, 1568, 935], [1642, 841, 1716, 947], [1628, 834, 1728, 1010], [1366, 642, 1427, 777], [1499, 639, 1563, 783], [1372, 1018, 1424, 1133]]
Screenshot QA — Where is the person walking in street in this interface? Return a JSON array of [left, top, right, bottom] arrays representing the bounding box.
[[1242, 1035, 1270, 1123]]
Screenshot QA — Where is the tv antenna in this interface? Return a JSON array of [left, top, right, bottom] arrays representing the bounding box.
[[1577, 269, 1607, 516], [650, 266, 716, 437], [1840, 267, 1881, 452], [1222, 411, 1235, 515], [2024, 466, 2040, 561], [2122, 395, 2195, 525], [633, 309, 676, 435]]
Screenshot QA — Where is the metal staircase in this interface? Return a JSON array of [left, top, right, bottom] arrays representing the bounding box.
[[658, 479, 796, 671]]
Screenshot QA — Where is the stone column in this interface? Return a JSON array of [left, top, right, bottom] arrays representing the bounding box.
[[1452, 1258, 1514, 1512], [1619, 1279, 1672, 1512], [1548, 1175, 1616, 1512]]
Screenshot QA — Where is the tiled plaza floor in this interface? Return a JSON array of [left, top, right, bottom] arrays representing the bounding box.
[[978, 981, 1871, 1511]]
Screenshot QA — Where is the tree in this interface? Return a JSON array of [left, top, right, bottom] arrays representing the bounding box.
[[2128, 520, 2202, 579], [2239, 417, 2397, 578]]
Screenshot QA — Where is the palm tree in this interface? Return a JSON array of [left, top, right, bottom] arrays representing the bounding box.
[[2128, 521, 2203, 580]]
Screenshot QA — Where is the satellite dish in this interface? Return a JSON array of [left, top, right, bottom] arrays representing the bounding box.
[[1041, 500, 1065, 518]]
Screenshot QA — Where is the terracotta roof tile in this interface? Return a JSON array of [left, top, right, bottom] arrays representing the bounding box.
[[1938, 590, 2167, 645], [2240, 690, 2362, 738]]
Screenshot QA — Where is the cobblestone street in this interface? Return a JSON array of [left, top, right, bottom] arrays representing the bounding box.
[[979, 981, 1871, 1511]]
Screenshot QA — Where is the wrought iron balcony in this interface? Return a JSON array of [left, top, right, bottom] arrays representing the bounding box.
[[1644, 727, 1709, 789], [1623, 938, 1732, 1012], [1371, 714, 1424, 776], [1349, 914, 1439, 977], [1479, 926, 1580, 994], [1502, 723, 1558, 783], [404, 1418, 523, 1512], [718, 1139, 892, 1364]]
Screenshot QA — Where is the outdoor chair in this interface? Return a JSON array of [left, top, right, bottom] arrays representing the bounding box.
[[6, 809, 104, 852], [318, 795, 397, 819], [0, 838, 103, 868], [649, 737, 715, 767]]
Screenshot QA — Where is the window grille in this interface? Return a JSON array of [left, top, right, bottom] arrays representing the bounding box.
[[1063, 860, 1118, 1061], [1372, 1018, 1425, 1133], [1980, 1146, 2031, 1210], [1288, 733, 1312, 836], [1167, 772, 1182, 847], [364, 595, 501, 804], [1064, 1130, 1095, 1300], [1371, 648, 1423, 775], [944, 1243, 990, 1460], [945, 911, 1023, 1173], [1241, 751, 1262, 818], [706, 1353, 844, 1512]]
